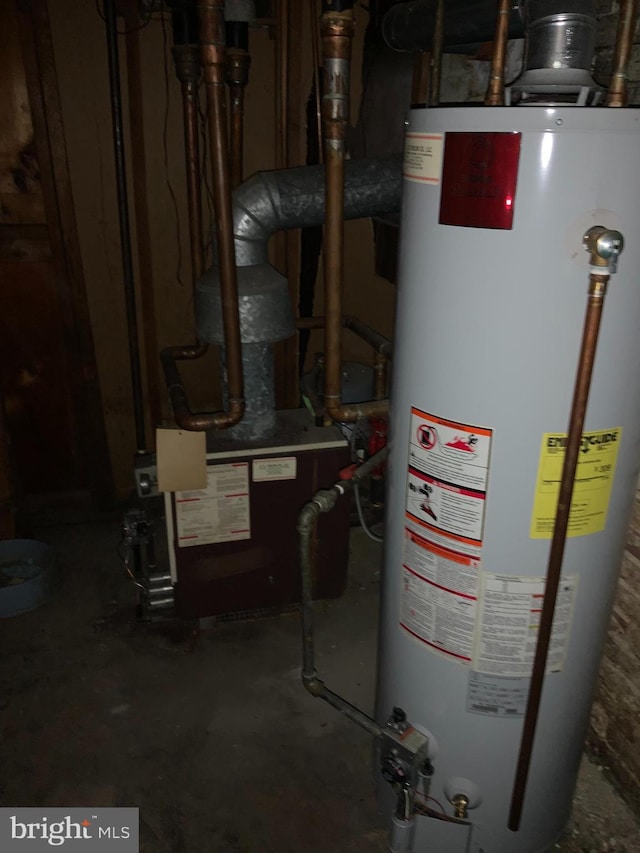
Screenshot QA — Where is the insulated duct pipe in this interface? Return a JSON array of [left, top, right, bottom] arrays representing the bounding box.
[[229, 156, 402, 268], [383, 0, 524, 53], [191, 156, 402, 434]]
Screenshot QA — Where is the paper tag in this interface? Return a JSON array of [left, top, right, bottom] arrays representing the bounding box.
[[156, 427, 207, 492]]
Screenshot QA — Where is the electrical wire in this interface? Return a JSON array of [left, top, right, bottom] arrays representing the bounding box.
[[354, 481, 384, 543]]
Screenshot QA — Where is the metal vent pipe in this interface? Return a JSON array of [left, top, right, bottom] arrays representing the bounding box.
[[227, 155, 402, 268]]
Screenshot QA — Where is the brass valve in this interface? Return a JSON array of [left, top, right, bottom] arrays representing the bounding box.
[[451, 793, 470, 820], [583, 226, 624, 273]]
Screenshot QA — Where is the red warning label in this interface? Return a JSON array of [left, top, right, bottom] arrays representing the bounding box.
[[439, 132, 521, 230]]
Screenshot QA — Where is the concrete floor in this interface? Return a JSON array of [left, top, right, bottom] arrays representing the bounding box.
[[1, 517, 640, 852]]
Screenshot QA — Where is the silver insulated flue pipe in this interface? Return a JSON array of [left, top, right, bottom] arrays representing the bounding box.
[[519, 0, 597, 85]]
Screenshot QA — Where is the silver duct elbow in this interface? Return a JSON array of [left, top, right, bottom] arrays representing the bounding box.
[[231, 155, 402, 267]]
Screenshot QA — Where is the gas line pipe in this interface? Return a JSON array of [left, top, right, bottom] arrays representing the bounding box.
[[298, 445, 390, 738]]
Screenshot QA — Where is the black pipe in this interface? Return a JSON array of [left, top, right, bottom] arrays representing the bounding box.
[[104, 0, 147, 453]]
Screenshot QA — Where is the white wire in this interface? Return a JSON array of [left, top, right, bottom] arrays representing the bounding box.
[[353, 481, 384, 544]]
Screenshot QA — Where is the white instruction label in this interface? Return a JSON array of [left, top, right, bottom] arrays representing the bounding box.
[[403, 133, 444, 184], [401, 409, 492, 665], [400, 528, 480, 664], [175, 462, 250, 547], [472, 573, 577, 677], [252, 456, 297, 482]]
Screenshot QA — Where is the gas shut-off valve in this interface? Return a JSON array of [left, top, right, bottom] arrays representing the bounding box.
[[380, 707, 430, 853]]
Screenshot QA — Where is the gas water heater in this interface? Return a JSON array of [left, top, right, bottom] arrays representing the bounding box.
[[374, 103, 640, 850]]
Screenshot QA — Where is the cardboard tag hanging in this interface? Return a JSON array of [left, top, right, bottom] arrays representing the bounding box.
[[156, 427, 207, 492]]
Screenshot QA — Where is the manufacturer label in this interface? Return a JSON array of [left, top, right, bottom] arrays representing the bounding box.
[[467, 672, 531, 717], [252, 456, 297, 482], [472, 572, 577, 677], [401, 409, 492, 664], [439, 132, 521, 229], [403, 133, 444, 184], [530, 428, 621, 538], [175, 462, 250, 547]]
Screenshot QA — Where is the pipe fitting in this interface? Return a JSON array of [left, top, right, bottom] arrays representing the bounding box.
[[302, 674, 326, 697], [172, 44, 201, 85]]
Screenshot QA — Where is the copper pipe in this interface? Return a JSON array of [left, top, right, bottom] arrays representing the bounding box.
[[296, 315, 392, 356], [508, 271, 610, 831], [226, 50, 251, 188], [485, 0, 511, 106], [411, 51, 431, 106], [173, 44, 205, 283], [161, 347, 227, 430], [320, 5, 361, 425], [430, 0, 444, 106], [195, 0, 244, 430], [605, 0, 639, 107]]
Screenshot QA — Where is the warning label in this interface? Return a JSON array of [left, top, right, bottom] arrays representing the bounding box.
[[406, 409, 492, 547], [472, 573, 577, 677], [403, 133, 444, 185], [175, 462, 250, 547], [400, 410, 492, 664], [400, 528, 480, 663], [530, 428, 621, 538]]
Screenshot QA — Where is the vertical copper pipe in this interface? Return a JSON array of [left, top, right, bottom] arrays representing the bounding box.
[[430, 0, 444, 106], [173, 43, 205, 283], [411, 51, 431, 106], [485, 0, 511, 106], [321, 4, 354, 424], [508, 272, 610, 831], [605, 0, 639, 107], [226, 50, 251, 188], [197, 0, 244, 428]]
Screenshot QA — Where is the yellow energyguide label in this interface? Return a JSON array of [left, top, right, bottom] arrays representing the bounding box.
[[530, 428, 621, 539]]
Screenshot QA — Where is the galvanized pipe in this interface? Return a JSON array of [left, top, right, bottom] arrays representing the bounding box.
[[195, 0, 244, 429], [104, 0, 146, 453], [605, 0, 639, 107], [509, 270, 611, 831], [485, 0, 511, 105], [298, 446, 389, 738]]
